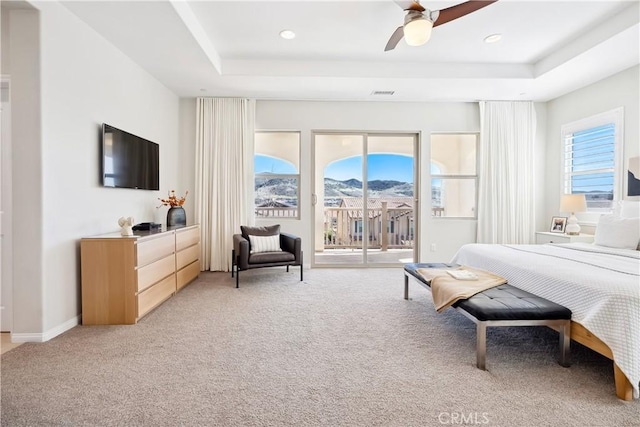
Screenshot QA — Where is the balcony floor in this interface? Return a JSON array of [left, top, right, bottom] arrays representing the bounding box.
[[314, 248, 414, 265]]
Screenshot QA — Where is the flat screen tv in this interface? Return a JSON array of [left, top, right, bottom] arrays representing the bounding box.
[[101, 124, 159, 190]]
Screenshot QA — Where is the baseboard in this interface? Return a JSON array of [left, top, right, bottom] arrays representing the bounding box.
[[11, 315, 80, 343]]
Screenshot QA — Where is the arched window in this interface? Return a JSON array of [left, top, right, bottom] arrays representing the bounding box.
[[254, 132, 300, 218], [430, 134, 478, 218]]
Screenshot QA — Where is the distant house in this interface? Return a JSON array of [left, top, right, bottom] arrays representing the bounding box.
[[255, 199, 297, 217], [330, 197, 414, 247]]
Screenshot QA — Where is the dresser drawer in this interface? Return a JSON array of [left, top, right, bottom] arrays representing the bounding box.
[[535, 232, 594, 244], [176, 243, 200, 270], [176, 227, 200, 251], [536, 234, 569, 244], [137, 254, 175, 293], [137, 233, 175, 267], [137, 274, 176, 318], [177, 260, 200, 291]]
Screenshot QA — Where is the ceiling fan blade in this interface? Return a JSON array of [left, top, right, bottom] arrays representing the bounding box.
[[384, 26, 405, 51], [433, 0, 498, 28], [394, 0, 425, 12]]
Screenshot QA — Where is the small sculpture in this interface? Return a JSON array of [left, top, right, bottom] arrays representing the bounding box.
[[118, 217, 135, 236]]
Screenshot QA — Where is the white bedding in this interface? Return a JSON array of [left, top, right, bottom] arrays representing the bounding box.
[[451, 243, 640, 398]]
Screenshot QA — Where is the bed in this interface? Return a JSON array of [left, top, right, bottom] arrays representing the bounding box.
[[451, 242, 639, 400]]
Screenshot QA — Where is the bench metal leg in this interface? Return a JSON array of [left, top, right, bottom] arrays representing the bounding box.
[[404, 274, 409, 300], [559, 320, 571, 367], [477, 321, 487, 370]]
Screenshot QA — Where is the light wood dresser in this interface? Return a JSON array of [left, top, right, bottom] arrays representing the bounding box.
[[81, 224, 200, 325]]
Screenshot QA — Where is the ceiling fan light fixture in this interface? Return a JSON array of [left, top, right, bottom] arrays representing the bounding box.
[[403, 17, 433, 46], [484, 33, 502, 43], [279, 29, 296, 40]]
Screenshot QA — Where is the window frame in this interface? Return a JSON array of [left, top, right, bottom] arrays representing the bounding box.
[[430, 133, 479, 219], [254, 131, 301, 220], [560, 107, 624, 214]]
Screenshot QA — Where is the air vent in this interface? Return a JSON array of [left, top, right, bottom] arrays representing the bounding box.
[[371, 90, 395, 96]]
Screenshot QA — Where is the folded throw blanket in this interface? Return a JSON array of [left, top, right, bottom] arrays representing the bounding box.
[[416, 266, 507, 313]]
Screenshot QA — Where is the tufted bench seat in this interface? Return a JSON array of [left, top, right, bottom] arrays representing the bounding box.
[[404, 263, 571, 370]]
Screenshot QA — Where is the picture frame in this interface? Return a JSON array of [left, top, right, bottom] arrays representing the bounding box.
[[550, 216, 567, 233]]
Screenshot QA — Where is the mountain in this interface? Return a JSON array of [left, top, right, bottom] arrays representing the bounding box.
[[254, 177, 414, 208], [323, 178, 413, 206]]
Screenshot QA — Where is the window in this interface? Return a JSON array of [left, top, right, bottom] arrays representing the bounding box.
[[561, 108, 623, 212], [254, 132, 300, 218], [430, 134, 478, 218]]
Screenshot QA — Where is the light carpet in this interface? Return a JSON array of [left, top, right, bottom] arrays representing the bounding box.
[[1, 268, 638, 426]]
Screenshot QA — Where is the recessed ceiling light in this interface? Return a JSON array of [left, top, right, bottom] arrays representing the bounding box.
[[279, 30, 296, 40], [484, 33, 502, 43], [200, 88, 207, 92]]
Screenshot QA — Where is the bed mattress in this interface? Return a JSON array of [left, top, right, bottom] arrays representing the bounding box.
[[452, 242, 640, 398]]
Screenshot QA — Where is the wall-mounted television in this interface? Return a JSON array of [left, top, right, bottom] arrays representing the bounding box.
[[101, 124, 159, 190]]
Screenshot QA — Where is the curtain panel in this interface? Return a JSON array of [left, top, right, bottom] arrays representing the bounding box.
[[195, 98, 255, 271], [477, 101, 536, 244]]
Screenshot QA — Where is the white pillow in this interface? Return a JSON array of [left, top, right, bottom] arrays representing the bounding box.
[[248, 234, 282, 254], [620, 200, 640, 219], [594, 214, 640, 250]]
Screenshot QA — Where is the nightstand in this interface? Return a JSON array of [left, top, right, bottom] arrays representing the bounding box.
[[535, 232, 594, 244]]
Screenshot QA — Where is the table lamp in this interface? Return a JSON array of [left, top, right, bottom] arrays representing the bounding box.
[[560, 194, 587, 235]]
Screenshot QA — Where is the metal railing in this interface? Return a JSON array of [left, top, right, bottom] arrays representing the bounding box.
[[255, 207, 299, 218], [322, 205, 414, 250], [255, 204, 416, 251]]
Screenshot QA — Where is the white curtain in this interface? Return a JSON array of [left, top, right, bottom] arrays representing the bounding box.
[[477, 101, 536, 244], [195, 98, 255, 271]]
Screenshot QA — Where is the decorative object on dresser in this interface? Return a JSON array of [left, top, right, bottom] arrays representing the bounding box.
[[158, 190, 188, 226], [80, 224, 200, 325], [118, 216, 134, 236], [167, 207, 186, 227], [549, 216, 567, 233], [132, 222, 161, 231], [560, 194, 587, 235]]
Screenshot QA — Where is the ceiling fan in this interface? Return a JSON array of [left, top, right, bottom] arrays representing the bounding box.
[[385, 0, 498, 51]]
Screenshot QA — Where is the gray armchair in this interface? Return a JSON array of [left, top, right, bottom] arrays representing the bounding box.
[[231, 225, 303, 288]]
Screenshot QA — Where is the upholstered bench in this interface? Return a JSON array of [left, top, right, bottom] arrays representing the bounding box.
[[403, 263, 571, 370]]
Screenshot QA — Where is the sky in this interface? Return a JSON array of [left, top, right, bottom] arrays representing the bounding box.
[[323, 154, 414, 183], [256, 154, 414, 183]]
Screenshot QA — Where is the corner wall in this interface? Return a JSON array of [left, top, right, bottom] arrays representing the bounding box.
[[179, 99, 548, 265], [6, 7, 43, 337], [545, 65, 639, 231], [256, 100, 481, 263], [9, 1, 181, 340]]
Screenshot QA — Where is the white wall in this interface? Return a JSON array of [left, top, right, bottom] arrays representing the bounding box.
[[254, 100, 481, 263], [178, 98, 196, 224], [5, 6, 44, 337], [7, 1, 181, 340], [545, 65, 639, 233]]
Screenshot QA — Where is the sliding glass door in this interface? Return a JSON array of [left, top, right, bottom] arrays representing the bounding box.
[[312, 132, 418, 267]]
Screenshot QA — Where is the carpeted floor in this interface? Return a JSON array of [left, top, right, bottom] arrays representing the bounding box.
[[1, 268, 638, 426]]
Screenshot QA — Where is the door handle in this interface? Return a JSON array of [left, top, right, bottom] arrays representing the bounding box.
[[312, 194, 317, 206]]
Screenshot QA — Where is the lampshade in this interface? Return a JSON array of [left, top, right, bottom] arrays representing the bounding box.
[[404, 17, 433, 46], [560, 194, 587, 213]]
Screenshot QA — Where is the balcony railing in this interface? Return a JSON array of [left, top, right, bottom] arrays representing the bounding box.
[[255, 207, 299, 218], [255, 204, 416, 251], [323, 205, 414, 250]]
